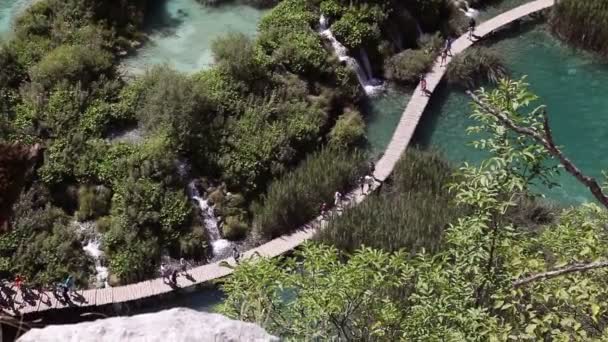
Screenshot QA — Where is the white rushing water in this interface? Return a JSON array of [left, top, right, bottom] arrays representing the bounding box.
[[75, 221, 109, 288], [319, 15, 384, 96], [188, 183, 232, 259]]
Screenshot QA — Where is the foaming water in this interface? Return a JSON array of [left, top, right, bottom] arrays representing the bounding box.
[[319, 15, 384, 96], [122, 0, 266, 74], [188, 182, 233, 260], [75, 221, 110, 288]]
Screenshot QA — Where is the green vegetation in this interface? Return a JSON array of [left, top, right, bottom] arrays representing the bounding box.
[[551, 0, 608, 58], [383, 34, 442, 84], [318, 149, 457, 253], [252, 149, 366, 240], [446, 46, 508, 87], [222, 79, 608, 340]]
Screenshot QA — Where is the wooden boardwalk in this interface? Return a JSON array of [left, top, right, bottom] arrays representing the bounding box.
[[9, 0, 554, 316]]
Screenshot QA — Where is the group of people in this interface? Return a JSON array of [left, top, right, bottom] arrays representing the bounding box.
[[160, 258, 190, 285], [420, 16, 477, 95], [319, 161, 379, 220]]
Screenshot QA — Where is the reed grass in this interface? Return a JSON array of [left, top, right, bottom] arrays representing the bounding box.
[[446, 47, 508, 88], [551, 0, 608, 58], [252, 148, 366, 240], [318, 148, 459, 254]]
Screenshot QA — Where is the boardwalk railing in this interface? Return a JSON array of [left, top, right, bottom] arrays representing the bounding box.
[[9, 0, 555, 315]]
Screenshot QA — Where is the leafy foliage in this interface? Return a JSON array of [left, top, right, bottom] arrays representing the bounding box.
[[328, 109, 365, 148], [222, 79, 608, 340]]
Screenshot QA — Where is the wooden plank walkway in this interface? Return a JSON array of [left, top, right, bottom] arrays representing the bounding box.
[[8, 0, 554, 316]]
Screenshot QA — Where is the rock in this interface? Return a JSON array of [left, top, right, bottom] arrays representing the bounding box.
[[18, 307, 279, 342]]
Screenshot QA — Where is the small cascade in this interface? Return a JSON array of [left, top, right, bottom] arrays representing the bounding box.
[[415, 20, 423, 38], [188, 182, 233, 260], [75, 221, 109, 288], [454, 0, 479, 18], [318, 15, 384, 96]]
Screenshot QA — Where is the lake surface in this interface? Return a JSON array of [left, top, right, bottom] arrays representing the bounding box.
[[415, 24, 608, 204], [122, 0, 266, 74]]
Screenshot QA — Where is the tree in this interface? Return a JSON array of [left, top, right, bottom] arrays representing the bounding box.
[[220, 79, 608, 340]]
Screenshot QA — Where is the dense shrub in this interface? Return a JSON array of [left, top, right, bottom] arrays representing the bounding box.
[[1, 188, 92, 286], [252, 148, 366, 240], [132, 66, 213, 155], [328, 109, 365, 148], [331, 5, 385, 50], [551, 0, 608, 58], [76, 185, 112, 222], [211, 33, 267, 89], [30, 44, 113, 87], [446, 47, 508, 87], [318, 148, 458, 253], [384, 48, 435, 84]]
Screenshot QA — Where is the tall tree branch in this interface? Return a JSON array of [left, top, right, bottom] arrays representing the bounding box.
[[513, 260, 608, 287], [467, 91, 608, 210]]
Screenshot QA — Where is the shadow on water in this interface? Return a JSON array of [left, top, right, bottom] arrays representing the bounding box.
[[412, 82, 463, 148], [144, 0, 189, 35]]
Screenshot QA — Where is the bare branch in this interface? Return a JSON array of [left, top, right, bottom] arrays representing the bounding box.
[[466, 91, 608, 210], [513, 260, 608, 287]]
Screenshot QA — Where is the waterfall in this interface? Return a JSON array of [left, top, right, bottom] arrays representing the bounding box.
[[188, 182, 232, 259], [454, 0, 479, 18], [359, 48, 373, 80], [318, 15, 384, 96], [75, 221, 109, 288]]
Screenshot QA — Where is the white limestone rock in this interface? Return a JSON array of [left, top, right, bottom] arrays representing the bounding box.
[[18, 307, 279, 342]]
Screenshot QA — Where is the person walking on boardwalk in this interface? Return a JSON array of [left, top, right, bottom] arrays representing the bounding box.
[[419, 74, 431, 96], [160, 263, 169, 283], [232, 246, 241, 264], [440, 49, 448, 67], [320, 202, 328, 220], [444, 37, 454, 56], [468, 17, 476, 39], [179, 258, 189, 276], [334, 191, 342, 207], [170, 269, 178, 284]]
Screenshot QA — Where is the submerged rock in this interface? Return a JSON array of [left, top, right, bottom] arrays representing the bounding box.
[[18, 307, 279, 342]]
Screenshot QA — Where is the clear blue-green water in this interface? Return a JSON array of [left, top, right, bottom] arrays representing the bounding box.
[[0, 0, 31, 39], [414, 24, 608, 204], [122, 0, 266, 74], [364, 88, 411, 157]]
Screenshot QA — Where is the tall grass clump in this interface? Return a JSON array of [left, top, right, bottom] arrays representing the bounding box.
[[318, 148, 460, 254], [551, 0, 608, 58], [446, 47, 508, 88], [252, 149, 366, 240]]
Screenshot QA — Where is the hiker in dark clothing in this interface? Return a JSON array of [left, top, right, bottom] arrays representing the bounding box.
[[444, 37, 454, 56], [232, 246, 241, 264], [170, 269, 178, 284], [468, 18, 476, 39]]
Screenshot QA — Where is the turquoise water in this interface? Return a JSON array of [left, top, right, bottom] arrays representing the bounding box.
[[0, 0, 31, 39], [364, 88, 411, 157], [122, 0, 266, 74], [415, 24, 608, 204]]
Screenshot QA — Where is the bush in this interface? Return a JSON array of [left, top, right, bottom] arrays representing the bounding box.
[[329, 109, 365, 148], [211, 33, 266, 88], [2, 188, 92, 286], [29, 44, 113, 87], [331, 5, 385, 50], [76, 185, 112, 222], [318, 149, 459, 253], [223, 216, 250, 240], [550, 0, 608, 58], [133, 66, 212, 154], [446, 47, 508, 88], [252, 148, 366, 240], [384, 48, 435, 84]]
